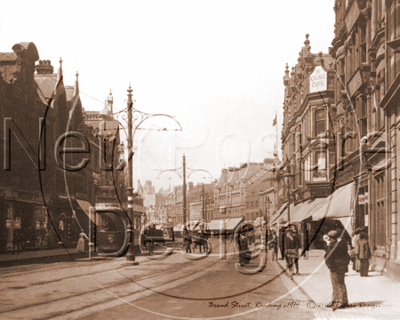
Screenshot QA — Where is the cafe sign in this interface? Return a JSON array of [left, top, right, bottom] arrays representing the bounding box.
[[310, 66, 327, 93]]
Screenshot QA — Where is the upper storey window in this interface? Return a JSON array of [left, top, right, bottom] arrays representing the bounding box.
[[359, 22, 367, 64], [314, 109, 326, 136]]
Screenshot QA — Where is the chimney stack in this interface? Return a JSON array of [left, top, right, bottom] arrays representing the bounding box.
[[36, 60, 54, 74]]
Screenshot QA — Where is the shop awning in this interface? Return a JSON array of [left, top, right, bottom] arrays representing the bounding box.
[[312, 183, 354, 220], [290, 198, 326, 223], [193, 221, 209, 231], [76, 199, 96, 223], [225, 218, 244, 232], [207, 219, 228, 231], [273, 203, 295, 224], [336, 217, 353, 238], [173, 224, 183, 232]]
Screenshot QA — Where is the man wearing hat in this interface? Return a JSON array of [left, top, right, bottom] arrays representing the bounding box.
[[324, 230, 350, 311]]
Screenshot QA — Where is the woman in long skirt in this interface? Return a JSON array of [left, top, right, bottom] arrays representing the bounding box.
[[76, 232, 87, 252]]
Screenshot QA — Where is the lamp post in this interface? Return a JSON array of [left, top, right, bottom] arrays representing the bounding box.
[[125, 86, 136, 262], [282, 165, 295, 226], [183, 154, 187, 225], [119, 85, 182, 262]]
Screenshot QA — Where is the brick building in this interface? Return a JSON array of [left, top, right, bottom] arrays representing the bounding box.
[[0, 42, 131, 252]]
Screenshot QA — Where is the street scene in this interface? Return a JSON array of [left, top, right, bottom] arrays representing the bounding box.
[[2, 0, 400, 319]]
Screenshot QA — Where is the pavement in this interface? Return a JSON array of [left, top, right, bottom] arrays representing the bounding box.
[[273, 249, 400, 319]]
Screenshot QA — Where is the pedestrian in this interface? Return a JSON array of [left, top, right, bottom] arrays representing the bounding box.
[[248, 230, 255, 248], [279, 227, 285, 260], [47, 227, 57, 249], [200, 230, 208, 253], [12, 228, 22, 254], [300, 222, 309, 258], [76, 232, 88, 252], [357, 232, 371, 277], [147, 224, 156, 254], [238, 231, 251, 266], [284, 229, 299, 278], [324, 230, 350, 311], [352, 228, 362, 272], [269, 230, 278, 261], [183, 229, 192, 253]]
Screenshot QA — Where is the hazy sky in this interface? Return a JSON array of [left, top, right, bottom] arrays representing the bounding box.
[[0, 1, 334, 191]]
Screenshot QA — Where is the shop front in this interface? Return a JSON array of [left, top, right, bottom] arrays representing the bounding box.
[[49, 196, 93, 249], [1, 189, 50, 252]]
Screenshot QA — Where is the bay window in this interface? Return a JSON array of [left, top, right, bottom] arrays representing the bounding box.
[[304, 156, 311, 182], [314, 109, 326, 136], [313, 151, 327, 182]]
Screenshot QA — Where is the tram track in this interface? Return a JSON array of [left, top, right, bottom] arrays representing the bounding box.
[[1, 240, 234, 319]]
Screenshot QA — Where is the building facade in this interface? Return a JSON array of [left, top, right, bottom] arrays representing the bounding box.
[[0, 42, 135, 252]]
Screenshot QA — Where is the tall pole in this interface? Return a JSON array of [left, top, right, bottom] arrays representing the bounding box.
[[156, 155, 212, 226], [287, 186, 291, 226], [205, 193, 208, 222], [276, 111, 278, 157], [183, 154, 187, 226], [125, 84, 137, 263], [202, 183, 205, 221]]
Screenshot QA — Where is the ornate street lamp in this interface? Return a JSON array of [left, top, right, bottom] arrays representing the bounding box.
[[281, 165, 295, 225], [113, 85, 182, 263]]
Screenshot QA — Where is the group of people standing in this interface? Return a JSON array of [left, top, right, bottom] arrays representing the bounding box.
[[268, 224, 309, 279], [183, 229, 209, 253], [268, 223, 372, 311], [323, 226, 372, 311], [351, 227, 372, 277]]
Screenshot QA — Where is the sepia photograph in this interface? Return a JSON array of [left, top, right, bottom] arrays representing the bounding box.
[[0, 0, 399, 319]]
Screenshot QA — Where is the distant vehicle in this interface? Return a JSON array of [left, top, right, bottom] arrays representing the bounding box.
[[141, 224, 175, 248], [96, 209, 128, 256]]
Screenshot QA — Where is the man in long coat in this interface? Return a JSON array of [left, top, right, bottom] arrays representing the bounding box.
[[357, 232, 371, 277], [284, 229, 299, 278], [324, 230, 350, 311]]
